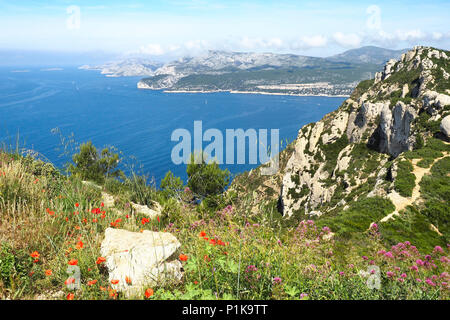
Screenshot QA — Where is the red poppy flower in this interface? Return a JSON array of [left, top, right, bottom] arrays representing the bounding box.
[[45, 269, 52, 276], [76, 241, 84, 250], [179, 254, 188, 262], [30, 251, 40, 259], [125, 276, 132, 285], [75, 203, 79, 207], [67, 293, 74, 300], [87, 279, 98, 286], [199, 231, 206, 237], [145, 288, 154, 298], [96, 256, 106, 264], [111, 279, 119, 285], [109, 289, 117, 299], [68, 259, 78, 266]]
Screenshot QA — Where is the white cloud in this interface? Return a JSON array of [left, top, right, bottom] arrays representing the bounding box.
[[184, 40, 209, 51], [298, 35, 328, 48], [365, 29, 441, 46], [432, 32, 443, 40], [394, 29, 426, 42], [137, 43, 165, 55], [238, 37, 284, 50], [332, 32, 361, 48]]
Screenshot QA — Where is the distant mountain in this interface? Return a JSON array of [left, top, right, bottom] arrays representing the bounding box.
[[80, 46, 407, 96], [327, 46, 409, 65], [137, 50, 384, 96], [79, 58, 163, 77]]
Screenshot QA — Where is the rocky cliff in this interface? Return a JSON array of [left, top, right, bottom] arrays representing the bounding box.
[[230, 46, 450, 247]]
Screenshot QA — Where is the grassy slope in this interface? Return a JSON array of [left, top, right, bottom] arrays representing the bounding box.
[[0, 146, 449, 300]]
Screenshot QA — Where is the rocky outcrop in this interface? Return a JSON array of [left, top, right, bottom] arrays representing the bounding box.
[[423, 90, 450, 115], [130, 201, 163, 219], [100, 228, 183, 298], [375, 59, 397, 83], [441, 115, 450, 138], [369, 101, 417, 157]]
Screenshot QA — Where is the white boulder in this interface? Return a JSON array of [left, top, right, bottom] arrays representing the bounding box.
[[131, 201, 163, 219], [441, 115, 450, 138], [100, 228, 183, 298]]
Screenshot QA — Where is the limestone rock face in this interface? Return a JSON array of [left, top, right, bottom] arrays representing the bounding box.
[[441, 115, 450, 138], [100, 228, 183, 297], [370, 101, 417, 157], [374, 59, 397, 83], [348, 101, 388, 143], [280, 111, 349, 217], [423, 90, 450, 115]]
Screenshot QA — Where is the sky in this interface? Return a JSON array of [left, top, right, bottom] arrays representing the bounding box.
[[0, 0, 449, 61]]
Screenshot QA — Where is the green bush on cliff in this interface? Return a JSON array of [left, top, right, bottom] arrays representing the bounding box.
[[68, 141, 123, 184], [186, 152, 230, 199], [160, 170, 184, 199], [394, 160, 415, 197]]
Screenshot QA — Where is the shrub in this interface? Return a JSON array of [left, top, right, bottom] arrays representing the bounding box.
[[414, 134, 424, 150], [394, 160, 415, 197], [379, 207, 447, 252], [68, 141, 123, 184], [416, 158, 433, 168], [186, 152, 230, 199], [318, 134, 349, 174], [0, 243, 33, 290], [317, 197, 395, 238], [420, 157, 450, 236], [125, 172, 158, 206], [160, 171, 184, 199]]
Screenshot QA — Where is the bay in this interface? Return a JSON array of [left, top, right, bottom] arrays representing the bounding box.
[[0, 67, 345, 184]]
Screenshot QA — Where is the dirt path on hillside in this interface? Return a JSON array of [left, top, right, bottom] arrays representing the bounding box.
[[381, 148, 449, 223]]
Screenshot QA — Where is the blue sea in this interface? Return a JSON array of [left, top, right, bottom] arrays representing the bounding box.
[[0, 67, 345, 184]]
